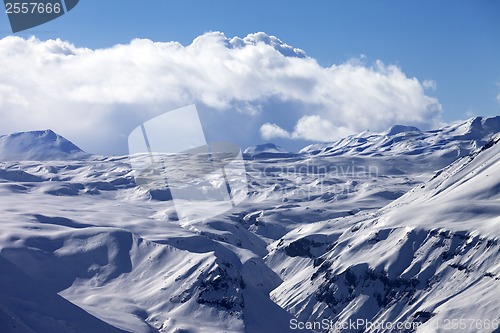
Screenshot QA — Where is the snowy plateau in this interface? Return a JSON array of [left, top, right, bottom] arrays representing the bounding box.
[[0, 117, 499, 333]]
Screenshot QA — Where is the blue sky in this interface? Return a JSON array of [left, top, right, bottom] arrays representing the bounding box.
[[0, 0, 499, 154]]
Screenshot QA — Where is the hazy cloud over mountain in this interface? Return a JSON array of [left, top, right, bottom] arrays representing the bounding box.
[[0, 32, 442, 154]]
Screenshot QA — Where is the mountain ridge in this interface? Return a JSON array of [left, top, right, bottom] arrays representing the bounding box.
[[299, 116, 500, 159], [2, 116, 498, 162]]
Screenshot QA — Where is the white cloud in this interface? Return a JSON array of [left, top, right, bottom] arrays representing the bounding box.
[[422, 79, 437, 91], [260, 123, 290, 140], [261, 116, 354, 142], [290, 115, 352, 141], [0, 32, 442, 154]]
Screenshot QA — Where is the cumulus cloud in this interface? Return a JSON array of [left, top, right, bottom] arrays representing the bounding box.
[[0, 32, 442, 154], [261, 116, 354, 142], [291, 116, 353, 141], [260, 123, 290, 140]]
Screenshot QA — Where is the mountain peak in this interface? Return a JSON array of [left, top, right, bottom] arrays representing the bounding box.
[[8, 129, 55, 137], [468, 115, 500, 131], [386, 125, 421, 136], [446, 115, 500, 139], [0, 129, 87, 161], [244, 143, 293, 158]]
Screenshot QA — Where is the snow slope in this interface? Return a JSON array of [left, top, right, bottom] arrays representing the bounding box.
[[0, 254, 129, 333], [0, 117, 498, 332], [0, 157, 299, 333], [0, 130, 88, 161], [267, 135, 500, 332]]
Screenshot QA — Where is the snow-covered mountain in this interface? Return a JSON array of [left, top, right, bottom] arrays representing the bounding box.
[[0, 129, 88, 161], [0, 117, 498, 332], [301, 116, 500, 160], [244, 143, 294, 158], [267, 134, 500, 332]]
